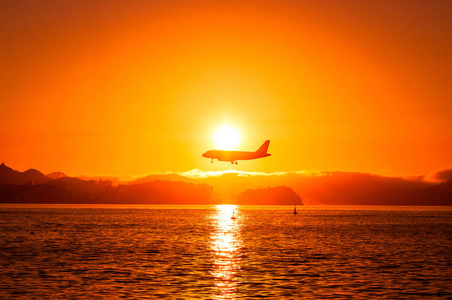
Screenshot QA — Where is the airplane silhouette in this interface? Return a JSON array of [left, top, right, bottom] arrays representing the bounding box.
[[202, 140, 271, 164]]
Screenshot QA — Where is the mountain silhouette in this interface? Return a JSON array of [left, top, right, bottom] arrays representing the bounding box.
[[0, 163, 50, 185], [1, 163, 451, 205], [0, 164, 212, 204], [21, 169, 51, 184], [0, 163, 20, 184], [131, 174, 195, 185]]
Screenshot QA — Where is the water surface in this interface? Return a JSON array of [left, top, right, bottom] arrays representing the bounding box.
[[0, 205, 451, 299]]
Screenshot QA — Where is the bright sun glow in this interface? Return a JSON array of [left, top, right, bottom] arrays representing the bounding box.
[[214, 125, 241, 150]]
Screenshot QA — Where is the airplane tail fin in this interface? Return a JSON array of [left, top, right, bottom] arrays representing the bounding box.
[[256, 140, 270, 154]]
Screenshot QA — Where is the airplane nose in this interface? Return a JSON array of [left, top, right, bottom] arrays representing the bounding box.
[[202, 152, 207, 157]]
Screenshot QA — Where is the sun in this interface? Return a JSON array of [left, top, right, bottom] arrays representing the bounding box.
[[214, 125, 241, 150]]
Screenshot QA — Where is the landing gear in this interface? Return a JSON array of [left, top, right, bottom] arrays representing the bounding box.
[[235, 161, 238, 165], [231, 161, 238, 164], [211, 159, 213, 163]]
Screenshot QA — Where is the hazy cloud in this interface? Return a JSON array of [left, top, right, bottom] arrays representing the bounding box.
[[427, 168, 452, 182], [178, 169, 334, 179]]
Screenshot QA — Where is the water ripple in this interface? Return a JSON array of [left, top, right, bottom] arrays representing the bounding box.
[[0, 205, 451, 299]]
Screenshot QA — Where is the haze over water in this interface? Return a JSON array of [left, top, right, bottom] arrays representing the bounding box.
[[1, 205, 451, 299]]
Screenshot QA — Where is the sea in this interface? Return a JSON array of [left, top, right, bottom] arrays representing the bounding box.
[[0, 204, 451, 299]]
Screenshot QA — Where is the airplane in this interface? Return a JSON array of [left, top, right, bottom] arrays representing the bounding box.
[[202, 140, 271, 164]]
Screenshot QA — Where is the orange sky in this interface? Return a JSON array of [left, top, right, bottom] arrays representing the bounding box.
[[1, 0, 451, 177]]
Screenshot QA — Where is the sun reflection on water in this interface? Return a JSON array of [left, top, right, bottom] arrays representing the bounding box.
[[211, 205, 242, 298]]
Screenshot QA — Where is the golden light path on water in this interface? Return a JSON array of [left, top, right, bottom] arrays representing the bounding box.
[[210, 205, 242, 299]]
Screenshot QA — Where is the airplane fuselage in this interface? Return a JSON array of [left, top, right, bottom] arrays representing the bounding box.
[[202, 150, 271, 162], [202, 140, 271, 164]]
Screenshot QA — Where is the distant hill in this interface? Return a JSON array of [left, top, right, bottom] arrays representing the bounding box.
[[21, 169, 51, 184], [0, 163, 20, 184], [0, 164, 213, 204], [193, 171, 441, 205], [46, 172, 68, 179], [131, 173, 195, 185], [0, 163, 50, 185], [236, 186, 302, 205], [1, 163, 451, 205], [0, 177, 212, 205], [414, 179, 452, 205]]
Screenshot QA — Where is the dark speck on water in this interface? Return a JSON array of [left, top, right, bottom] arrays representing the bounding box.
[[0, 204, 451, 299]]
